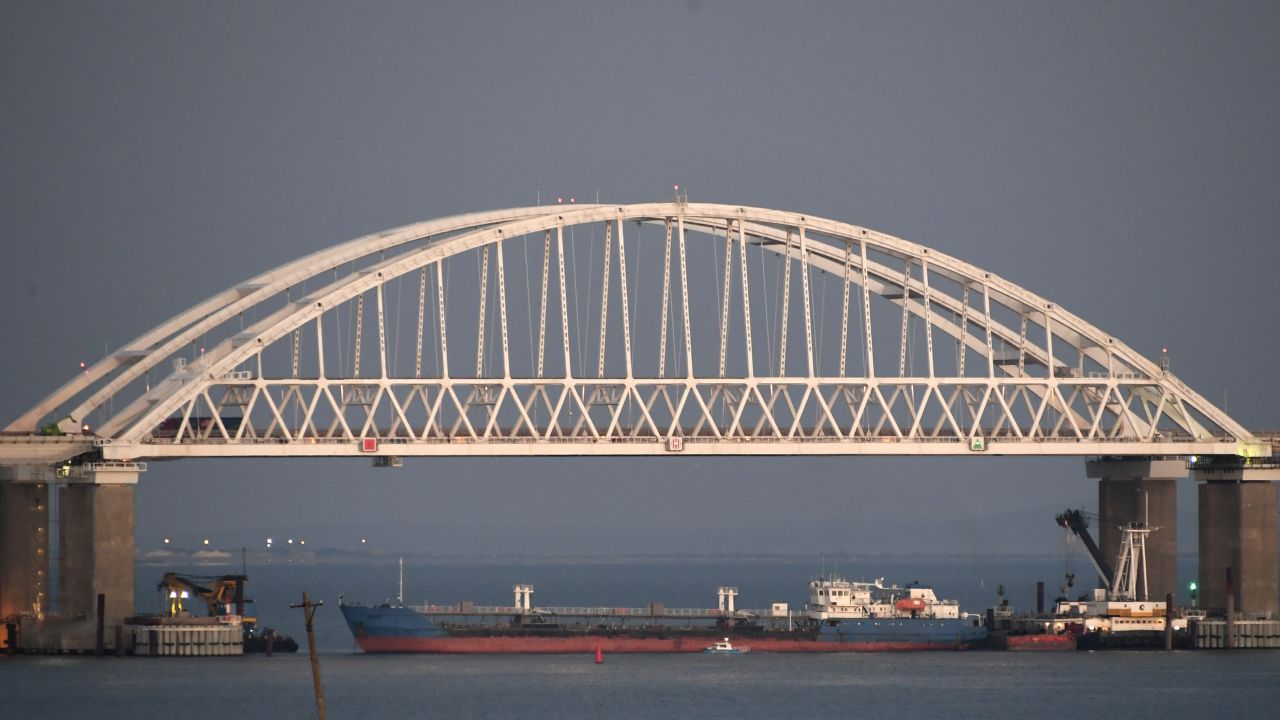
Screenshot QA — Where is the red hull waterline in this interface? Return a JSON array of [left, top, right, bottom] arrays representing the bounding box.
[[989, 633, 1078, 652], [355, 636, 975, 654]]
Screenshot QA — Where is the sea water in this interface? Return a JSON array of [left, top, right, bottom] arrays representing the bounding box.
[[5, 645, 1279, 719], [3, 558, 1277, 719]]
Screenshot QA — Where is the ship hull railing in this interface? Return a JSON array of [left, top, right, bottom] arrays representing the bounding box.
[[406, 604, 799, 621]]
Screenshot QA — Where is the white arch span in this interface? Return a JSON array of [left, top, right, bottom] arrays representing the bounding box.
[[5, 202, 1266, 461]]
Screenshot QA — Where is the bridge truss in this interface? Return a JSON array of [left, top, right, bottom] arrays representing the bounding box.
[[5, 201, 1263, 461]]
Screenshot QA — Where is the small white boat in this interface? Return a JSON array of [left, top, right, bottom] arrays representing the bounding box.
[[703, 638, 748, 655]]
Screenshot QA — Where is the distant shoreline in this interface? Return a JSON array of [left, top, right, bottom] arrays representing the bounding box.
[[136, 549, 1188, 567]]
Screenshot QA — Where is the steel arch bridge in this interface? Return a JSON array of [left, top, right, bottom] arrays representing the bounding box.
[[3, 201, 1267, 463]]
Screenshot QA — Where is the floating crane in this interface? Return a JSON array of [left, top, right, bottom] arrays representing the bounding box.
[[159, 573, 250, 621], [1055, 509, 1155, 602], [157, 572, 298, 653], [1053, 508, 1181, 647], [1054, 509, 1114, 590]]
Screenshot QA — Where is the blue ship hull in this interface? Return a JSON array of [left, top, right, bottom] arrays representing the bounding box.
[[817, 617, 987, 648], [341, 604, 444, 639]]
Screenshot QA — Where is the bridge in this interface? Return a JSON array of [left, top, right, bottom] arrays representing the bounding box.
[[2, 200, 1276, 650]]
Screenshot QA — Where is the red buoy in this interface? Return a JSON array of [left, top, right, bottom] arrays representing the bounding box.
[[595, 641, 603, 664]]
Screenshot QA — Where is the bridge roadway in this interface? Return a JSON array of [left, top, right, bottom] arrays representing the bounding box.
[[0, 429, 1257, 464]]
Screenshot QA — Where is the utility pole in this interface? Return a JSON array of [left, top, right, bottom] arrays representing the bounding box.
[[291, 592, 327, 720]]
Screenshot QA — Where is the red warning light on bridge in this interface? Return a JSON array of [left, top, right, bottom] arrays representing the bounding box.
[[361, 437, 378, 453]]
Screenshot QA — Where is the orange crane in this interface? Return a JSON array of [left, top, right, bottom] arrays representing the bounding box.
[[158, 573, 254, 624]]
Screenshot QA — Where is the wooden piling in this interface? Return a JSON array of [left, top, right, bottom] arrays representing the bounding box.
[[291, 592, 327, 720], [1225, 567, 1236, 650], [95, 593, 105, 656]]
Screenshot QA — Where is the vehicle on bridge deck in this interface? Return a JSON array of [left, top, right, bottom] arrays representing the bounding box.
[[151, 416, 242, 440]]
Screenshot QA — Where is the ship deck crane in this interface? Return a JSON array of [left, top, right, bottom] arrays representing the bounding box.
[[1056, 509, 1156, 602], [1055, 510, 1115, 590]]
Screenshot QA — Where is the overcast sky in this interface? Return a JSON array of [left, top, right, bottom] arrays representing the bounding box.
[[2, 1, 1277, 558]]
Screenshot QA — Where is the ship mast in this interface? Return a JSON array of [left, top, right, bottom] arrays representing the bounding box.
[[1111, 522, 1155, 601], [398, 556, 404, 606]]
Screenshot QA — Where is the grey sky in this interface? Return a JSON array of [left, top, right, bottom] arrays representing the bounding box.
[[2, 1, 1278, 557]]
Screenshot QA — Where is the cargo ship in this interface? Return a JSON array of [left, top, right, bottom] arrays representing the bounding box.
[[339, 572, 986, 653]]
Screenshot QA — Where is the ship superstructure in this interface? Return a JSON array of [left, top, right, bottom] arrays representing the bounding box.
[[807, 576, 963, 620]]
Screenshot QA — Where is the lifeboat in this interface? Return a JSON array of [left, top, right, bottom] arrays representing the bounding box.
[[895, 598, 927, 612]]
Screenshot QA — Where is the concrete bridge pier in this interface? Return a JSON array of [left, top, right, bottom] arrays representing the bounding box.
[[1087, 458, 1185, 602], [0, 467, 50, 640], [1194, 462, 1280, 618], [1, 464, 138, 652]]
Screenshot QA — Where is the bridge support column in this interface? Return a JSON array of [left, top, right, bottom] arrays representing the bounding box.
[[0, 467, 49, 641], [1086, 458, 1184, 602], [1194, 463, 1280, 618], [58, 468, 137, 648], [12, 464, 140, 651]]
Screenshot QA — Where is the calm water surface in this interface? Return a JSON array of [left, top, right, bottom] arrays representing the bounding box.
[[5, 650, 1279, 719]]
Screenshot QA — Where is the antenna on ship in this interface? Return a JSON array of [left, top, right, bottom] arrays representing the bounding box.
[[398, 556, 405, 607]]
